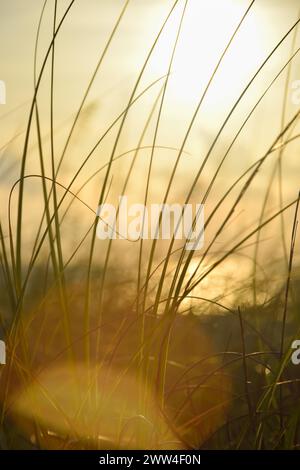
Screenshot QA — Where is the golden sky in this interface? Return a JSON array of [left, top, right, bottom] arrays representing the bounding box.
[[0, 0, 300, 303]]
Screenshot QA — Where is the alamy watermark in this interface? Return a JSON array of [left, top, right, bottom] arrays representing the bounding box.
[[0, 80, 6, 104], [0, 340, 5, 365], [96, 196, 204, 250], [291, 80, 300, 105], [291, 340, 300, 365]]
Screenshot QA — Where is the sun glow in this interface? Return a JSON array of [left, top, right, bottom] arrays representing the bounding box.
[[149, 0, 266, 117]]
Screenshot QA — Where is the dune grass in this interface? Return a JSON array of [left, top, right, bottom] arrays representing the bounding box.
[[0, 0, 300, 450]]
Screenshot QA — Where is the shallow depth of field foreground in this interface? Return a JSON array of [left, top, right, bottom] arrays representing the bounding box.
[[0, 0, 300, 450]]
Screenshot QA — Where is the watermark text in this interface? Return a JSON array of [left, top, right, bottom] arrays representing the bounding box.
[[96, 196, 204, 250]]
